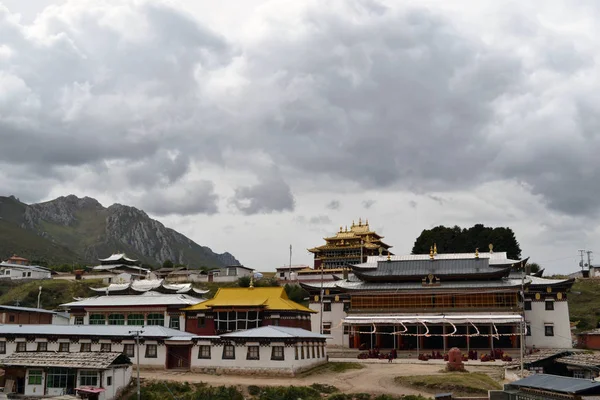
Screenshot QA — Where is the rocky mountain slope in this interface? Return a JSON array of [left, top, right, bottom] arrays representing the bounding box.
[[0, 195, 239, 268]]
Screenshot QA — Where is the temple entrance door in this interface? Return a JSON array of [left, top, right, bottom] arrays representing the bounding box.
[[379, 326, 395, 349], [469, 325, 490, 349], [494, 325, 514, 349], [166, 345, 191, 370]]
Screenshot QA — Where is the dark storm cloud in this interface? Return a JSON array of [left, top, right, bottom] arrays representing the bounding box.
[[326, 200, 341, 210], [139, 180, 219, 216], [2, 0, 600, 217], [230, 173, 295, 215], [362, 200, 376, 209]]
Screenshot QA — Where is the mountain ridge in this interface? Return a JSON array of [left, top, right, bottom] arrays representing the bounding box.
[[0, 195, 239, 268]]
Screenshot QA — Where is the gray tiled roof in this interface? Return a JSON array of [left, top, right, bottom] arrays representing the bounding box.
[[509, 374, 600, 394], [0, 305, 58, 314], [0, 351, 129, 369], [0, 324, 193, 338], [354, 258, 509, 278], [333, 278, 523, 291], [221, 326, 327, 339], [60, 291, 203, 307]]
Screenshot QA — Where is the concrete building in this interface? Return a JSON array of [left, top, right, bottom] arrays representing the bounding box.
[[60, 291, 205, 330], [0, 305, 68, 325], [0, 255, 52, 281], [182, 287, 315, 335], [302, 251, 574, 351], [0, 351, 131, 399], [0, 324, 327, 376]]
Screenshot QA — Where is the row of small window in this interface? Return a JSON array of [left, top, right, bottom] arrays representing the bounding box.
[[524, 301, 555, 311], [27, 369, 110, 388], [294, 344, 325, 360], [83, 313, 179, 329], [0, 342, 157, 358], [524, 324, 555, 337], [198, 345, 284, 361]]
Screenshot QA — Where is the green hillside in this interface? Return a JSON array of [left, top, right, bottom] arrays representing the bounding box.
[[569, 279, 600, 332], [0, 279, 101, 310], [0, 219, 83, 265]]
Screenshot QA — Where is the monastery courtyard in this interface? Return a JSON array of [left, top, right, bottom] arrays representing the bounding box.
[[139, 359, 507, 397]]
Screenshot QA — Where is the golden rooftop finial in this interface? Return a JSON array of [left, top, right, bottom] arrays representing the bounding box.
[[359, 217, 362, 226], [345, 225, 348, 232], [378, 247, 383, 256], [489, 243, 494, 253], [433, 243, 438, 255], [249, 273, 254, 288], [352, 220, 355, 227], [365, 218, 368, 226], [475, 248, 479, 258], [387, 250, 391, 261], [339, 226, 343, 233], [429, 246, 434, 260]]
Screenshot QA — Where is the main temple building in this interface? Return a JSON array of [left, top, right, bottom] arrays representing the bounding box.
[[308, 218, 392, 269], [302, 245, 574, 352]]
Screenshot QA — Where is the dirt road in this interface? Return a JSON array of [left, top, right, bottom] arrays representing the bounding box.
[[140, 363, 504, 396]]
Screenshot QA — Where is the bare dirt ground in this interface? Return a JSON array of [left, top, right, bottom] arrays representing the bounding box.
[[139, 362, 505, 396]]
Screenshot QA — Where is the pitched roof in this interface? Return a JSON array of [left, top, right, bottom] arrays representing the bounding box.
[[98, 253, 138, 262], [0, 351, 129, 369], [89, 279, 209, 295], [508, 374, 600, 394], [354, 252, 521, 269], [0, 305, 58, 314], [352, 258, 511, 282], [302, 278, 524, 292], [60, 291, 204, 308], [556, 354, 600, 370], [221, 326, 327, 339], [0, 324, 193, 338], [182, 287, 315, 313]]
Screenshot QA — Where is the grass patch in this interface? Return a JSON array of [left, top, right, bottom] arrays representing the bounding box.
[[0, 279, 100, 309], [302, 362, 365, 376], [569, 279, 600, 331], [394, 373, 501, 397]]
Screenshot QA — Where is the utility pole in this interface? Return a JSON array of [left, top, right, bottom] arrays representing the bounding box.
[[587, 251, 593, 269], [520, 260, 525, 378], [579, 249, 586, 271], [129, 329, 143, 400], [37, 286, 42, 309], [319, 264, 324, 334], [289, 244, 292, 281]]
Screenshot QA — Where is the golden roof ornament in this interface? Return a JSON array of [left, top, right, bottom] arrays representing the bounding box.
[[378, 247, 383, 256], [429, 246, 434, 260], [345, 225, 348, 232], [475, 248, 479, 258], [339, 226, 343, 233], [352, 220, 355, 227], [433, 243, 438, 255], [249, 273, 254, 289], [365, 218, 369, 226], [489, 243, 494, 253], [359, 217, 362, 226], [387, 250, 391, 261]]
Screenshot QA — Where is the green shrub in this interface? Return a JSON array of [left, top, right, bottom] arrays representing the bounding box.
[[248, 385, 261, 396], [310, 383, 338, 394], [328, 394, 351, 400]]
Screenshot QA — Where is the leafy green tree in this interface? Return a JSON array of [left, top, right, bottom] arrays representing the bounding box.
[[527, 262, 541, 273], [162, 259, 174, 269], [238, 276, 251, 287], [412, 224, 522, 259], [284, 283, 309, 304]]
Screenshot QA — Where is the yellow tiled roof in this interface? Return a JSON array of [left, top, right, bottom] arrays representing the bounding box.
[[182, 287, 315, 313]]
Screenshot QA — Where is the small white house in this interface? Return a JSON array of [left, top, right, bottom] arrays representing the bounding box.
[[0, 262, 52, 280], [0, 351, 131, 399]]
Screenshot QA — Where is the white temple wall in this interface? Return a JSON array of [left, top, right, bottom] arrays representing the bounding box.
[[524, 300, 572, 349], [309, 302, 346, 346]]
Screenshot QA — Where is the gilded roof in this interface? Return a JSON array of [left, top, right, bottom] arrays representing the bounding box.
[[182, 287, 315, 313]]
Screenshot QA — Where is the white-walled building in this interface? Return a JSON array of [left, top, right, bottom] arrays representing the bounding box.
[[0, 262, 52, 281], [0, 351, 131, 399], [60, 291, 205, 330], [0, 324, 327, 376], [302, 252, 574, 351]]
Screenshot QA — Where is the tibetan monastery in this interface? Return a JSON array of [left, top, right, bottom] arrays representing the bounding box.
[[89, 253, 150, 278], [308, 219, 393, 269], [182, 286, 315, 335], [301, 248, 574, 352]]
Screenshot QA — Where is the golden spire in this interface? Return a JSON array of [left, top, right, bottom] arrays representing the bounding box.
[[387, 250, 391, 261], [433, 243, 438, 255], [475, 248, 479, 258], [429, 246, 434, 260], [339, 226, 343, 233], [489, 243, 494, 253], [249, 273, 254, 288], [345, 225, 348, 232], [379, 247, 383, 256], [359, 217, 362, 226], [352, 220, 355, 227], [365, 218, 369, 227]]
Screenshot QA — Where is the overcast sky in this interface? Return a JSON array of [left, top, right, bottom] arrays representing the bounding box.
[[1, 0, 599, 273]]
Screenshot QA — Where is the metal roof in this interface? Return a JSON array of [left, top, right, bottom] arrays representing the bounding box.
[[0, 262, 52, 273], [89, 280, 209, 295], [343, 313, 522, 325], [0, 324, 193, 338], [60, 291, 204, 308], [354, 258, 511, 280], [91, 264, 149, 272], [221, 326, 328, 340], [508, 374, 600, 394], [556, 354, 600, 370], [98, 253, 138, 262], [0, 351, 129, 369], [328, 278, 523, 291], [0, 305, 58, 314], [355, 252, 515, 268]]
